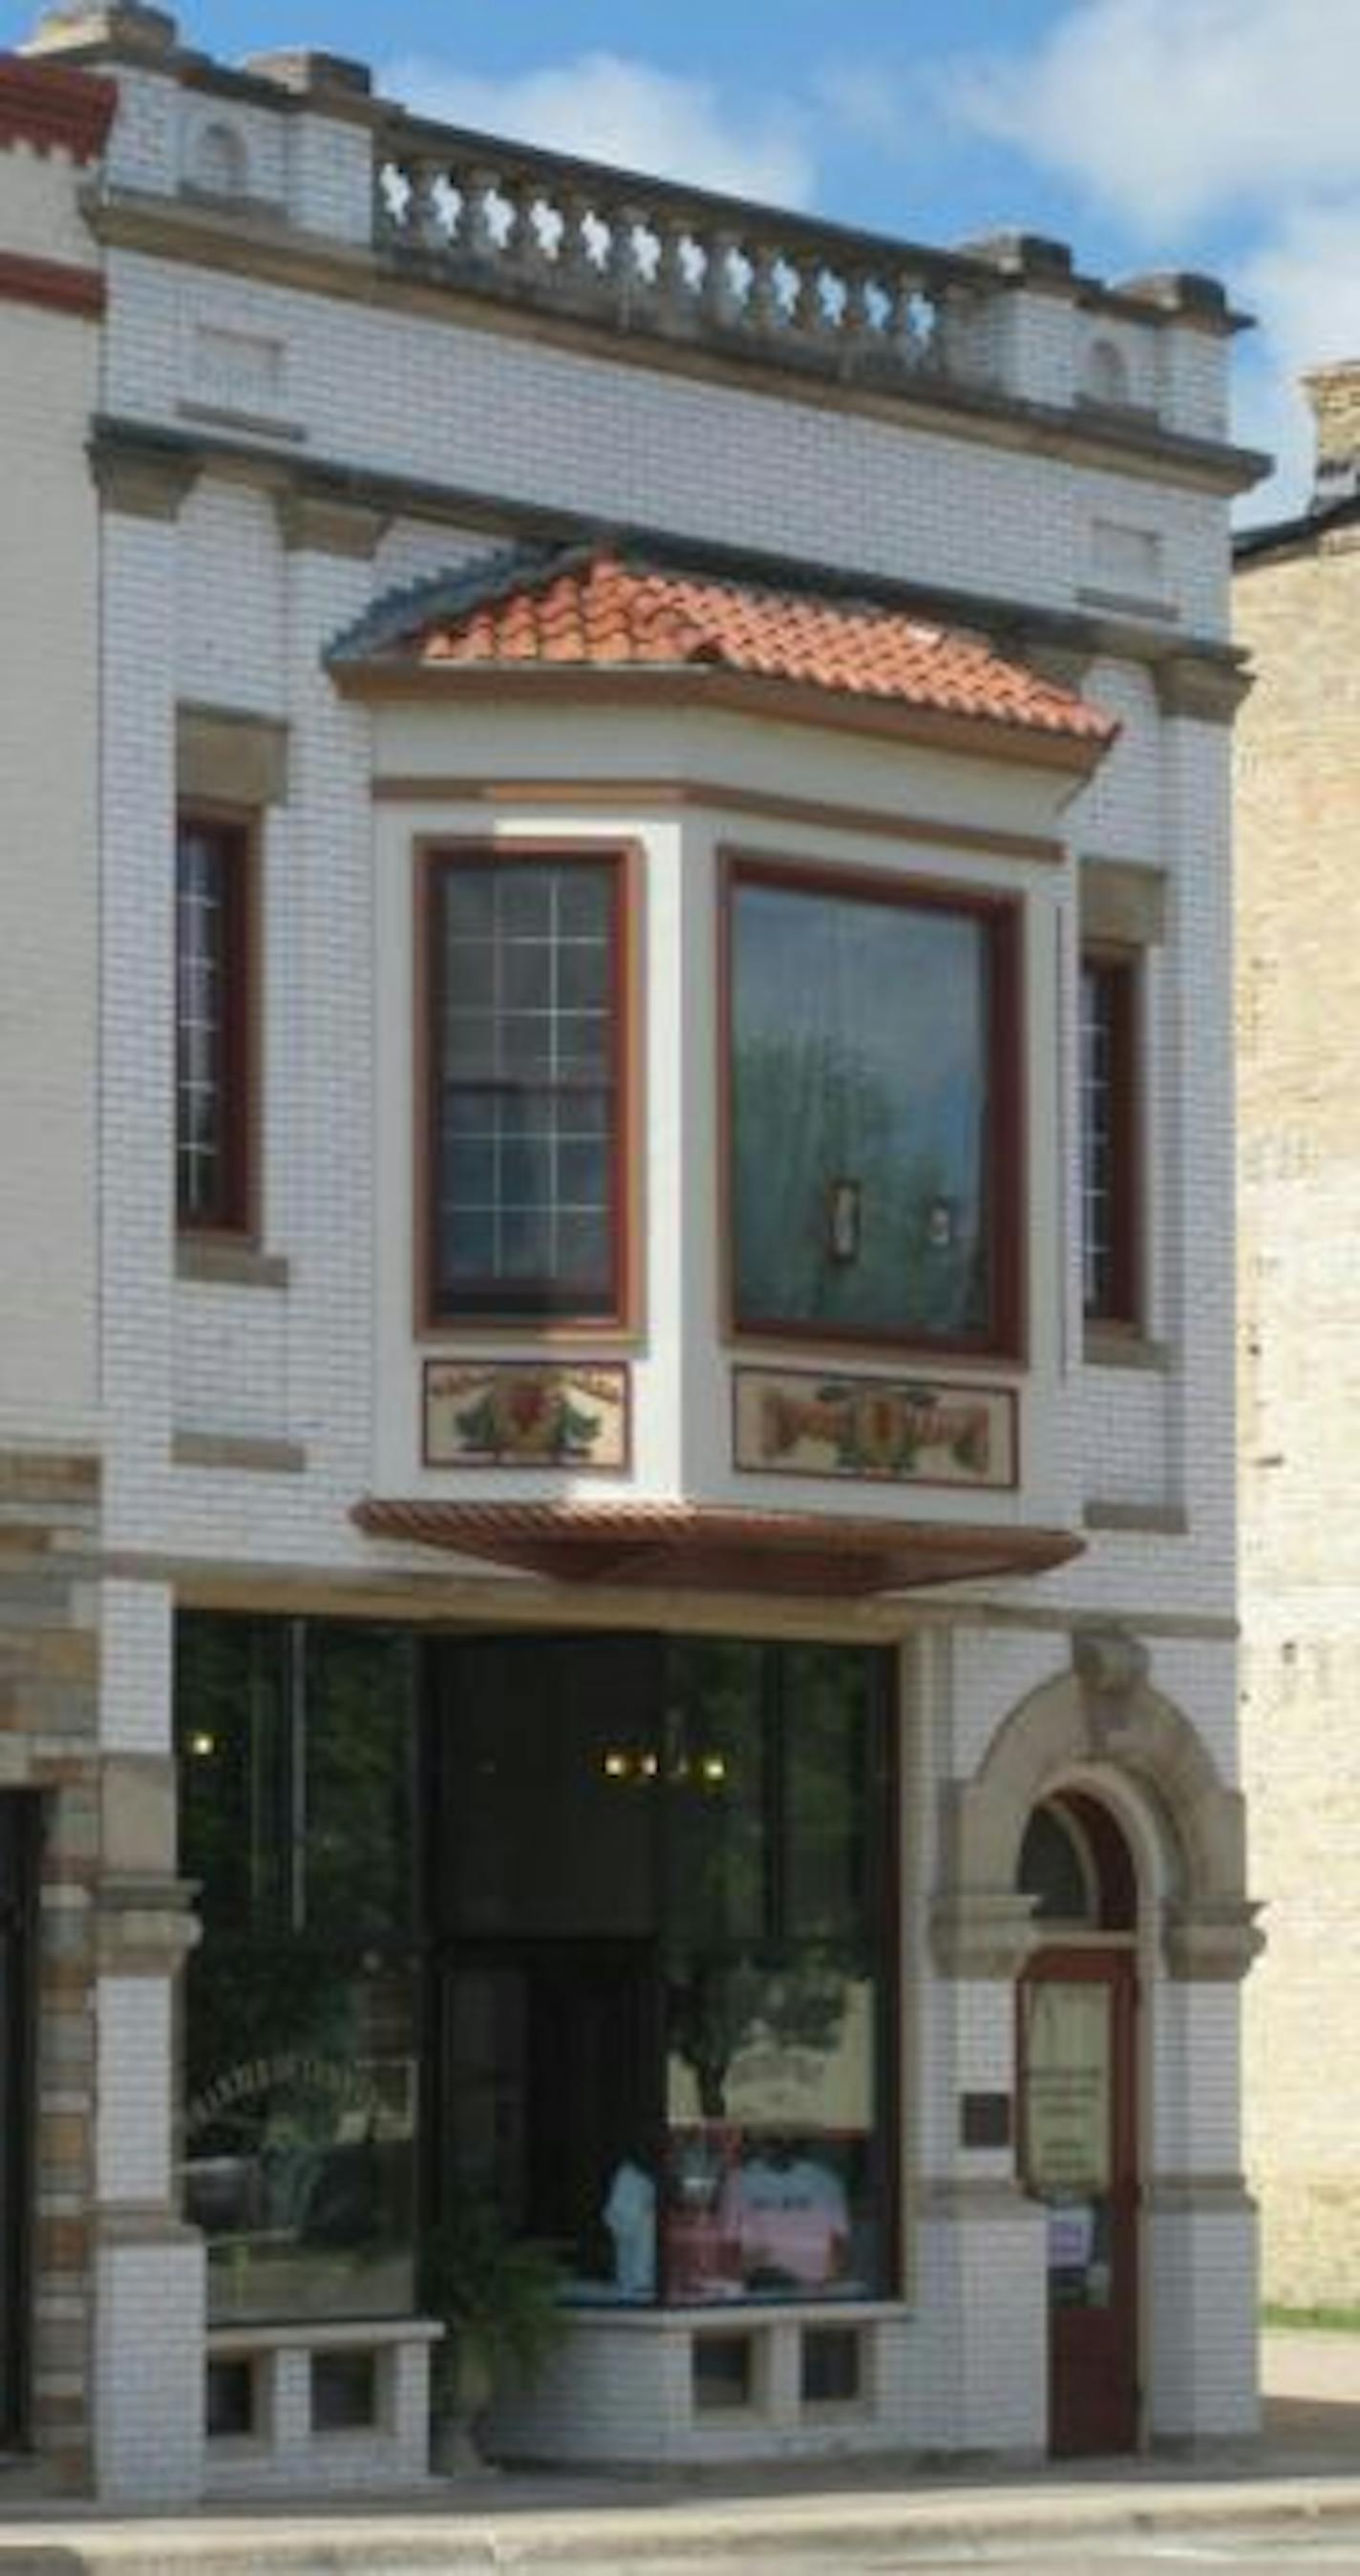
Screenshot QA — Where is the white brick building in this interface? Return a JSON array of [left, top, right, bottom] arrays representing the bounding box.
[[0, 0, 1264, 2505]]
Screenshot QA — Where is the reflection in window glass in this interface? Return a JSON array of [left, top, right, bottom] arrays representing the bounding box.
[[664, 1965, 879, 2302], [429, 1631, 892, 2310], [431, 854, 620, 1320], [730, 876, 999, 1343], [178, 1617, 417, 2326]]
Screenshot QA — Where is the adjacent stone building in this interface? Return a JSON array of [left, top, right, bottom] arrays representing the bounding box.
[[0, 1, 1263, 2505], [1236, 366, 1360, 2310]]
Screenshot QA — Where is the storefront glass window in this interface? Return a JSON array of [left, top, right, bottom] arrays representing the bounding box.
[[178, 1617, 417, 2326], [180, 1620, 894, 2322], [430, 1631, 893, 2309]]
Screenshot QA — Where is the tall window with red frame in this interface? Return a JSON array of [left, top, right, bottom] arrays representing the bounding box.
[[176, 815, 251, 1233], [1079, 949, 1139, 1326], [427, 851, 625, 1322]]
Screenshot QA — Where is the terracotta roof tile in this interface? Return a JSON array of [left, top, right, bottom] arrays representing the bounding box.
[[384, 550, 1116, 747]]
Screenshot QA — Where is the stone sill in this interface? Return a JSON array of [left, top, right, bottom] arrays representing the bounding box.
[[208, 2316, 441, 2354], [1084, 1324, 1171, 1373], [178, 1238, 289, 1290], [558, 2298, 910, 2335]]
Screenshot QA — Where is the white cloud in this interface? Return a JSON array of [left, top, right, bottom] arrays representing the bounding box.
[[1233, 202, 1360, 519], [945, 0, 1360, 241], [380, 52, 815, 208]]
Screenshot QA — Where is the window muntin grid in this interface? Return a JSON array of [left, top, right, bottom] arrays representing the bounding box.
[[432, 858, 620, 1317], [1080, 954, 1135, 1322], [177, 819, 246, 1230]]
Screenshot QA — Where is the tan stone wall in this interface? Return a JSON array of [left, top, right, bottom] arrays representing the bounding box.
[[1236, 532, 1360, 2306], [0, 1449, 100, 2488]]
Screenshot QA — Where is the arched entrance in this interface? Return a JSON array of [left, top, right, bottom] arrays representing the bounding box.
[[1017, 1792, 1138, 2457]]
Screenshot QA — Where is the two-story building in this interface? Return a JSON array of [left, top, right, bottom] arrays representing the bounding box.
[[0, 0, 1264, 2506]]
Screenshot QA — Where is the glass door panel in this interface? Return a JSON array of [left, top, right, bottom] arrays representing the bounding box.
[[1020, 1951, 1137, 2455]]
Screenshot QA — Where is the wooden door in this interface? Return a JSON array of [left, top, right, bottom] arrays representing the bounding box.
[[1019, 1947, 1137, 2456]]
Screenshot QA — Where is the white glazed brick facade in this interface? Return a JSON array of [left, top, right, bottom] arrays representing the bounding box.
[[0, 11, 1258, 2502]]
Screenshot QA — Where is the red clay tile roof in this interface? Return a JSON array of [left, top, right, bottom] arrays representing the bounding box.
[[390, 551, 1116, 749]]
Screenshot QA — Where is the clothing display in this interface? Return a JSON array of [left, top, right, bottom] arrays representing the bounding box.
[[604, 2157, 656, 2297]]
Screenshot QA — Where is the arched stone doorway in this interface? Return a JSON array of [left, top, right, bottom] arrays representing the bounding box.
[[930, 1628, 1263, 2458]]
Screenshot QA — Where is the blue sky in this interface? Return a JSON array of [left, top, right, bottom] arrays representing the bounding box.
[[11, 0, 1358, 520]]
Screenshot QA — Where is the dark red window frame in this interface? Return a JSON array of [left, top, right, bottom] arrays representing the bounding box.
[[175, 812, 253, 1236], [422, 844, 631, 1330], [1080, 947, 1140, 1328], [721, 854, 1025, 1361]]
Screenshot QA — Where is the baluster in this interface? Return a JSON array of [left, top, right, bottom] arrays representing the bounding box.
[[654, 218, 692, 316], [606, 202, 642, 299], [843, 267, 880, 348], [780, 253, 809, 337], [747, 243, 783, 332], [889, 272, 939, 369], [501, 181, 541, 278], [560, 188, 601, 291], [704, 229, 743, 327], [407, 160, 448, 255], [804, 266, 839, 339], [462, 167, 502, 265], [372, 158, 401, 245]]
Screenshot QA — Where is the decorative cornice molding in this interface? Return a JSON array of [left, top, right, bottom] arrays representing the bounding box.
[[89, 415, 1254, 698], [91, 442, 200, 519], [0, 53, 116, 162], [274, 489, 388, 559], [1154, 651, 1254, 724]]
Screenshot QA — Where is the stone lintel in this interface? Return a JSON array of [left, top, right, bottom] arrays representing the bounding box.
[[1080, 854, 1167, 947], [178, 702, 288, 807]]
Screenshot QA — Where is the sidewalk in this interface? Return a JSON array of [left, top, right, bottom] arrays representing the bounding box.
[[2, 2332, 1359, 2572]]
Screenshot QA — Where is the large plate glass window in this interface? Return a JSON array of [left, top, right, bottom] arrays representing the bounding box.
[[177, 1618, 417, 2326], [427, 1632, 895, 2309], [727, 861, 1020, 1352]]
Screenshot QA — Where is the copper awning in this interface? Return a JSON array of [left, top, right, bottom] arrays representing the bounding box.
[[352, 1499, 1081, 1599]]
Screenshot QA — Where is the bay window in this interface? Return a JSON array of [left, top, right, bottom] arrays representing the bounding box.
[[725, 859, 1021, 1353]]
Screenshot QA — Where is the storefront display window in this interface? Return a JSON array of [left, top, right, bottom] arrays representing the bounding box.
[[178, 1617, 417, 2326], [180, 1620, 894, 2323], [429, 1632, 894, 2308]]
